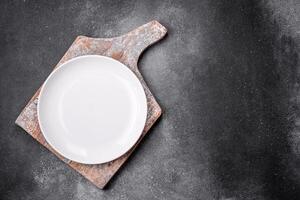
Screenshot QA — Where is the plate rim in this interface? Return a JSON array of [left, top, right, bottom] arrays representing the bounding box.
[[37, 55, 148, 164]]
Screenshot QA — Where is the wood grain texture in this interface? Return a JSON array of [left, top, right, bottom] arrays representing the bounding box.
[[15, 20, 167, 189]]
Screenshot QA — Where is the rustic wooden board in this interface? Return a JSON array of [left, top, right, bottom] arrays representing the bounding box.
[[15, 20, 167, 189]]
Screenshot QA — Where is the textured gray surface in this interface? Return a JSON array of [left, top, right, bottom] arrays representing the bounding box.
[[1, 0, 300, 199]]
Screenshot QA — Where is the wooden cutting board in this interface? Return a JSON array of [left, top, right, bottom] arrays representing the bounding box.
[[15, 20, 167, 189]]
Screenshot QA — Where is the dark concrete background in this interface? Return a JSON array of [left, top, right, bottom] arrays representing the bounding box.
[[1, 0, 300, 199]]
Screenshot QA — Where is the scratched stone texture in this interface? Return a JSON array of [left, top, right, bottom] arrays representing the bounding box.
[[2, 0, 300, 200]]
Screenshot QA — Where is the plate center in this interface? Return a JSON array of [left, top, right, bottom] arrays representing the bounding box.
[[60, 72, 136, 147]]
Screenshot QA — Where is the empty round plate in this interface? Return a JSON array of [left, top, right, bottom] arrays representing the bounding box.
[[37, 55, 147, 164]]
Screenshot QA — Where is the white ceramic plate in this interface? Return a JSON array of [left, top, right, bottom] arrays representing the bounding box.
[[38, 55, 147, 164]]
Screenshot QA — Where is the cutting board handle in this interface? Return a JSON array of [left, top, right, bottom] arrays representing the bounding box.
[[118, 20, 167, 65], [70, 21, 167, 68]]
